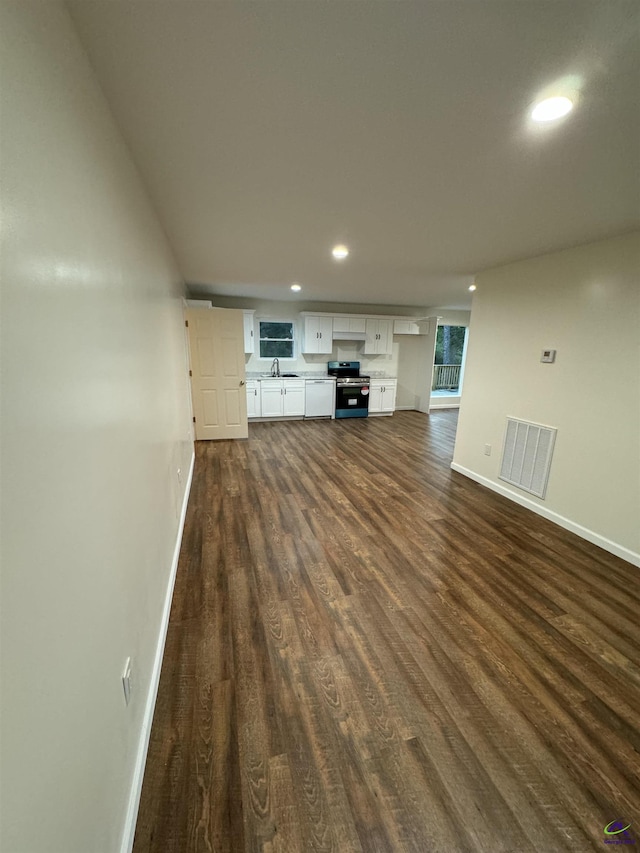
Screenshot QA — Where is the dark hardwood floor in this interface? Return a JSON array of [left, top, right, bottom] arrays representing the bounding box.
[[133, 410, 640, 853]]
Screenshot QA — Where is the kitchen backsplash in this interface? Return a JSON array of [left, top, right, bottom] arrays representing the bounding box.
[[246, 339, 400, 378]]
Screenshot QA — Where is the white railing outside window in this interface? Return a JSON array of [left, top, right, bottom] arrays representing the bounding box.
[[432, 364, 461, 390]]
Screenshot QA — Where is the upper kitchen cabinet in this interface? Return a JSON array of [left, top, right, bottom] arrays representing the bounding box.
[[243, 310, 255, 354], [302, 315, 333, 354], [393, 319, 422, 335], [332, 317, 366, 338], [364, 319, 393, 355]]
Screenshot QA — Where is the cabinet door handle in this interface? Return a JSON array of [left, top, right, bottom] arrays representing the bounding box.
[[240, 380, 245, 386]]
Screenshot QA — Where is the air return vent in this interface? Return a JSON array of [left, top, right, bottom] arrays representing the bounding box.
[[499, 417, 557, 499]]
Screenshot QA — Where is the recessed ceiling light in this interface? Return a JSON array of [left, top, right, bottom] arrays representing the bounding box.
[[290, 283, 301, 292], [469, 284, 477, 292], [331, 244, 349, 260], [531, 96, 573, 123]]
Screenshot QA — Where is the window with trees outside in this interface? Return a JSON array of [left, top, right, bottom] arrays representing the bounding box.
[[259, 321, 294, 359], [432, 325, 467, 392]]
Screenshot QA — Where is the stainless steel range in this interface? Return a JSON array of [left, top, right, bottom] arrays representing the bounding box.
[[327, 361, 370, 419]]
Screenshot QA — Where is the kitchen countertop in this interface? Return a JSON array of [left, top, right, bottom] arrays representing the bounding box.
[[246, 372, 336, 380], [246, 372, 397, 380]]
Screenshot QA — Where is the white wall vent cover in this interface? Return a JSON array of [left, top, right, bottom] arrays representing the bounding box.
[[499, 417, 557, 499]]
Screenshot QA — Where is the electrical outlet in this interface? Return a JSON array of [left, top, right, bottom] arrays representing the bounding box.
[[122, 657, 132, 706], [484, 444, 492, 456]]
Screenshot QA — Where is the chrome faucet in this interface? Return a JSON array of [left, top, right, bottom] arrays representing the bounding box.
[[270, 357, 281, 377]]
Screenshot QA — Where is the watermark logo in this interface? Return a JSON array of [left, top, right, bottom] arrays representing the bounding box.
[[604, 820, 635, 845]]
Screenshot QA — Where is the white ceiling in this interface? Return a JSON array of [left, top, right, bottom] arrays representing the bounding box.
[[68, 1, 639, 309]]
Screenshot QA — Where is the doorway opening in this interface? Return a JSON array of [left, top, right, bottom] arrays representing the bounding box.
[[432, 325, 467, 399]]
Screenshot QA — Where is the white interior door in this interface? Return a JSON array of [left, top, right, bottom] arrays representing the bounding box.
[[186, 308, 248, 440]]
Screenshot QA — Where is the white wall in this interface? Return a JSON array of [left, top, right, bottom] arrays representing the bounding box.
[[433, 309, 471, 328], [0, 4, 194, 852], [453, 232, 640, 564], [396, 334, 430, 409]]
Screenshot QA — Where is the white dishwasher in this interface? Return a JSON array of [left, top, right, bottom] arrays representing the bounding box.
[[304, 378, 335, 419]]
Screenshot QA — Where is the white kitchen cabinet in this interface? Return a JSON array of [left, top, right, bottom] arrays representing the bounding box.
[[332, 317, 367, 335], [259, 379, 305, 417], [246, 380, 261, 418], [393, 319, 421, 335], [368, 382, 382, 413], [184, 299, 213, 308], [243, 310, 255, 354], [260, 379, 285, 417], [302, 316, 333, 354], [369, 378, 397, 415], [364, 319, 392, 355], [283, 380, 305, 415]]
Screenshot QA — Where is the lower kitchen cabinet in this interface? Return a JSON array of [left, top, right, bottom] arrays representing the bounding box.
[[259, 379, 305, 417], [369, 378, 397, 415], [283, 380, 305, 416], [246, 380, 261, 418], [260, 380, 283, 417]]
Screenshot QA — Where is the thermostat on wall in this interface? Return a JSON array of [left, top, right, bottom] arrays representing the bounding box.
[[541, 349, 556, 363]]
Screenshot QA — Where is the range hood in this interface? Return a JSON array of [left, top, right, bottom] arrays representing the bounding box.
[[332, 329, 366, 341]]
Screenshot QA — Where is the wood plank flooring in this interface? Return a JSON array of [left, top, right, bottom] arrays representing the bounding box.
[[133, 410, 640, 853]]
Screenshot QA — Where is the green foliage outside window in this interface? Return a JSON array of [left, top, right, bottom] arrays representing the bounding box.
[[435, 325, 466, 365], [259, 321, 294, 358]]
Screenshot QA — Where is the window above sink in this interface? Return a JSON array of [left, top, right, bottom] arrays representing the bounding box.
[[259, 320, 294, 359]]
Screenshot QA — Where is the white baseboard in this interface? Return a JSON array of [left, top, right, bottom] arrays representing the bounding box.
[[450, 463, 640, 569], [120, 448, 196, 853]]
